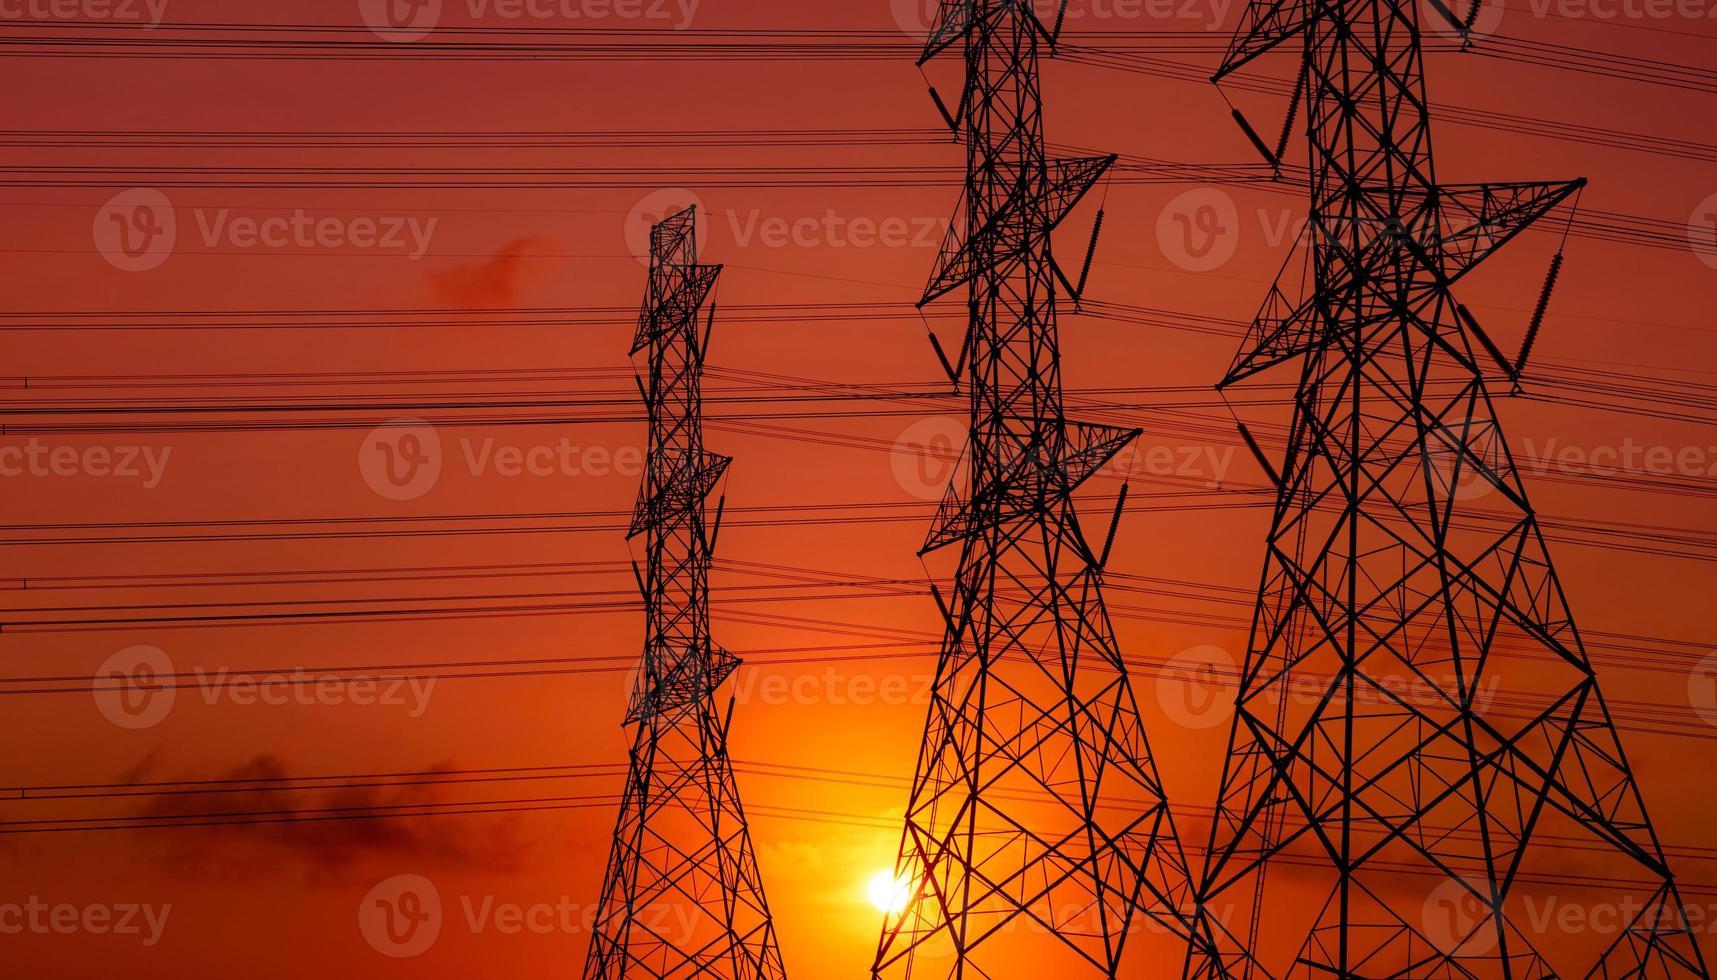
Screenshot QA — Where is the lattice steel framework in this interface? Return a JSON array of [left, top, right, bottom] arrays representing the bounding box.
[[586, 207, 786, 980], [1185, 2, 1711, 977], [872, 3, 1208, 977]]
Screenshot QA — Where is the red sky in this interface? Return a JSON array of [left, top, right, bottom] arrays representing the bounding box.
[[2, 0, 1715, 976]]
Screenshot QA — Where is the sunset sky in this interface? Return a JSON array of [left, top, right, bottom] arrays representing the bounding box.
[[2, 0, 1716, 976]]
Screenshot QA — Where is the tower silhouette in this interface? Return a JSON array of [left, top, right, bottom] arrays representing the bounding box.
[[1186, 2, 1711, 977], [586, 207, 787, 980], [872, 2, 1209, 976]]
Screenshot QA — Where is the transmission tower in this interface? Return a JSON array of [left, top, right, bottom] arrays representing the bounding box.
[[1185, 2, 1712, 977], [872, 3, 1210, 976], [586, 207, 787, 980]]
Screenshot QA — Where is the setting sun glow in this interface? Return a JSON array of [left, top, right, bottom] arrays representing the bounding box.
[[866, 870, 911, 915]]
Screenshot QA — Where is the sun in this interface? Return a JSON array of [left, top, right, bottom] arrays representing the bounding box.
[[866, 870, 911, 914]]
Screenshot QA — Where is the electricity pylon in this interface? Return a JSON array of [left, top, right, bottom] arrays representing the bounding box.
[[586, 207, 787, 980], [1186, 2, 1712, 977], [872, 3, 1208, 976]]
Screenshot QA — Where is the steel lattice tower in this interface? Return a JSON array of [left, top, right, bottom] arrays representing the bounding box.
[[586, 207, 787, 980], [873, 3, 1207, 976], [1185, 2, 1712, 977]]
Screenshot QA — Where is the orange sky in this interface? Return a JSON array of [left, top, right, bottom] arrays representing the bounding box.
[[2, 0, 1715, 976]]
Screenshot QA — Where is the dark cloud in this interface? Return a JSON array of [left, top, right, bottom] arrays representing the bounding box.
[[125, 753, 530, 885], [428, 237, 559, 308]]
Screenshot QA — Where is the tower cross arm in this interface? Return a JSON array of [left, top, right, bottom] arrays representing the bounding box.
[[1430, 178, 1585, 282], [1218, 283, 1320, 389], [919, 0, 1061, 65], [921, 154, 1114, 306], [1215, 0, 1310, 80], [631, 263, 722, 354]]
